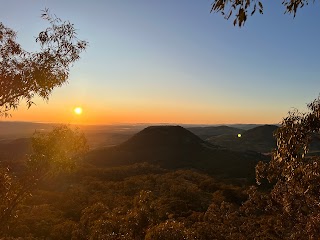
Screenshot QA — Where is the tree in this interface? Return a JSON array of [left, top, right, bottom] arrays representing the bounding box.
[[0, 9, 88, 116], [211, 0, 314, 27], [0, 9, 88, 234], [0, 125, 88, 235], [253, 97, 320, 238], [195, 97, 320, 239]]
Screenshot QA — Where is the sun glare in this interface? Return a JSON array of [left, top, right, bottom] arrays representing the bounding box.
[[74, 107, 83, 115]]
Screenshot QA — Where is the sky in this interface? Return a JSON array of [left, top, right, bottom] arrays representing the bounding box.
[[1, 0, 320, 125]]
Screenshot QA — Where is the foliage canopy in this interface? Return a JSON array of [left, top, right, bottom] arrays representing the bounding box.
[[0, 9, 87, 116], [0, 125, 88, 234], [211, 0, 315, 27]]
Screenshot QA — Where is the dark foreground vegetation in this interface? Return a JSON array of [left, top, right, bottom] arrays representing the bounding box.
[[2, 163, 254, 239]]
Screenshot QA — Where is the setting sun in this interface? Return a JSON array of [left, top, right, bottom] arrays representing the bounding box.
[[74, 107, 83, 115]]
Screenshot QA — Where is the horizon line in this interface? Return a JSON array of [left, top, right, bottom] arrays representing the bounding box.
[[0, 120, 280, 126]]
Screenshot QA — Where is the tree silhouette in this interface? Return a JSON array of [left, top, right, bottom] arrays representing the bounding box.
[[0, 9, 88, 116], [211, 0, 314, 27]]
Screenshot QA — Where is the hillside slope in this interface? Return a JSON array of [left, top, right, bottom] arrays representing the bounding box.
[[187, 125, 244, 140], [86, 126, 265, 179], [208, 125, 279, 153]]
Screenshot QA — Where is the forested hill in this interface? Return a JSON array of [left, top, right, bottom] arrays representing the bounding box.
[[120, 125, 216, 149], [206, 124, 320, 154], [208, 124, 279, 153], [0, 125, 267, 179], [187, 125, 244, 140], [85, 126, 265, 179]]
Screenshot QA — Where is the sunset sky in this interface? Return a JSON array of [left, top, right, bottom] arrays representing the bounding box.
[[1, 0, 320, 125]]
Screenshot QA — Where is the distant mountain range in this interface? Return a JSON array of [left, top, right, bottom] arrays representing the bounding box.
[[187, 126, 244, 140], [204, 124, 320, 154], [86, 126, 265, 179], [0, 138, 31, 160], [2, 123, 294, 180], [207, 125, 279, 153], [0, 123, 277, 178], [3, 122, 320, 181], [0, 138, 31, 172]]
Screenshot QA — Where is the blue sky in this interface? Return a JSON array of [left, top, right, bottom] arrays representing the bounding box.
[[1, 0, 320, 124]]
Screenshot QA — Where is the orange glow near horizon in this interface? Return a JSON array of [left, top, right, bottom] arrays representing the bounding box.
[[5, 108, 282, 125], [4, 100, 283, 125]]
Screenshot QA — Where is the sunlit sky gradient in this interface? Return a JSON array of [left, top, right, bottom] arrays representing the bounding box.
[[1, 0, 320, 125]]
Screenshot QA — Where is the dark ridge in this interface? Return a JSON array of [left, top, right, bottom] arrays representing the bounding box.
[[208, 124, 279, 153], [0, 138, 31, 160], [187, 125, 244, 140], [86, 126, 265, 180], [0, 138, 32, 172], [243, 125, 279, 142], [121, 125, 213, 149]]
